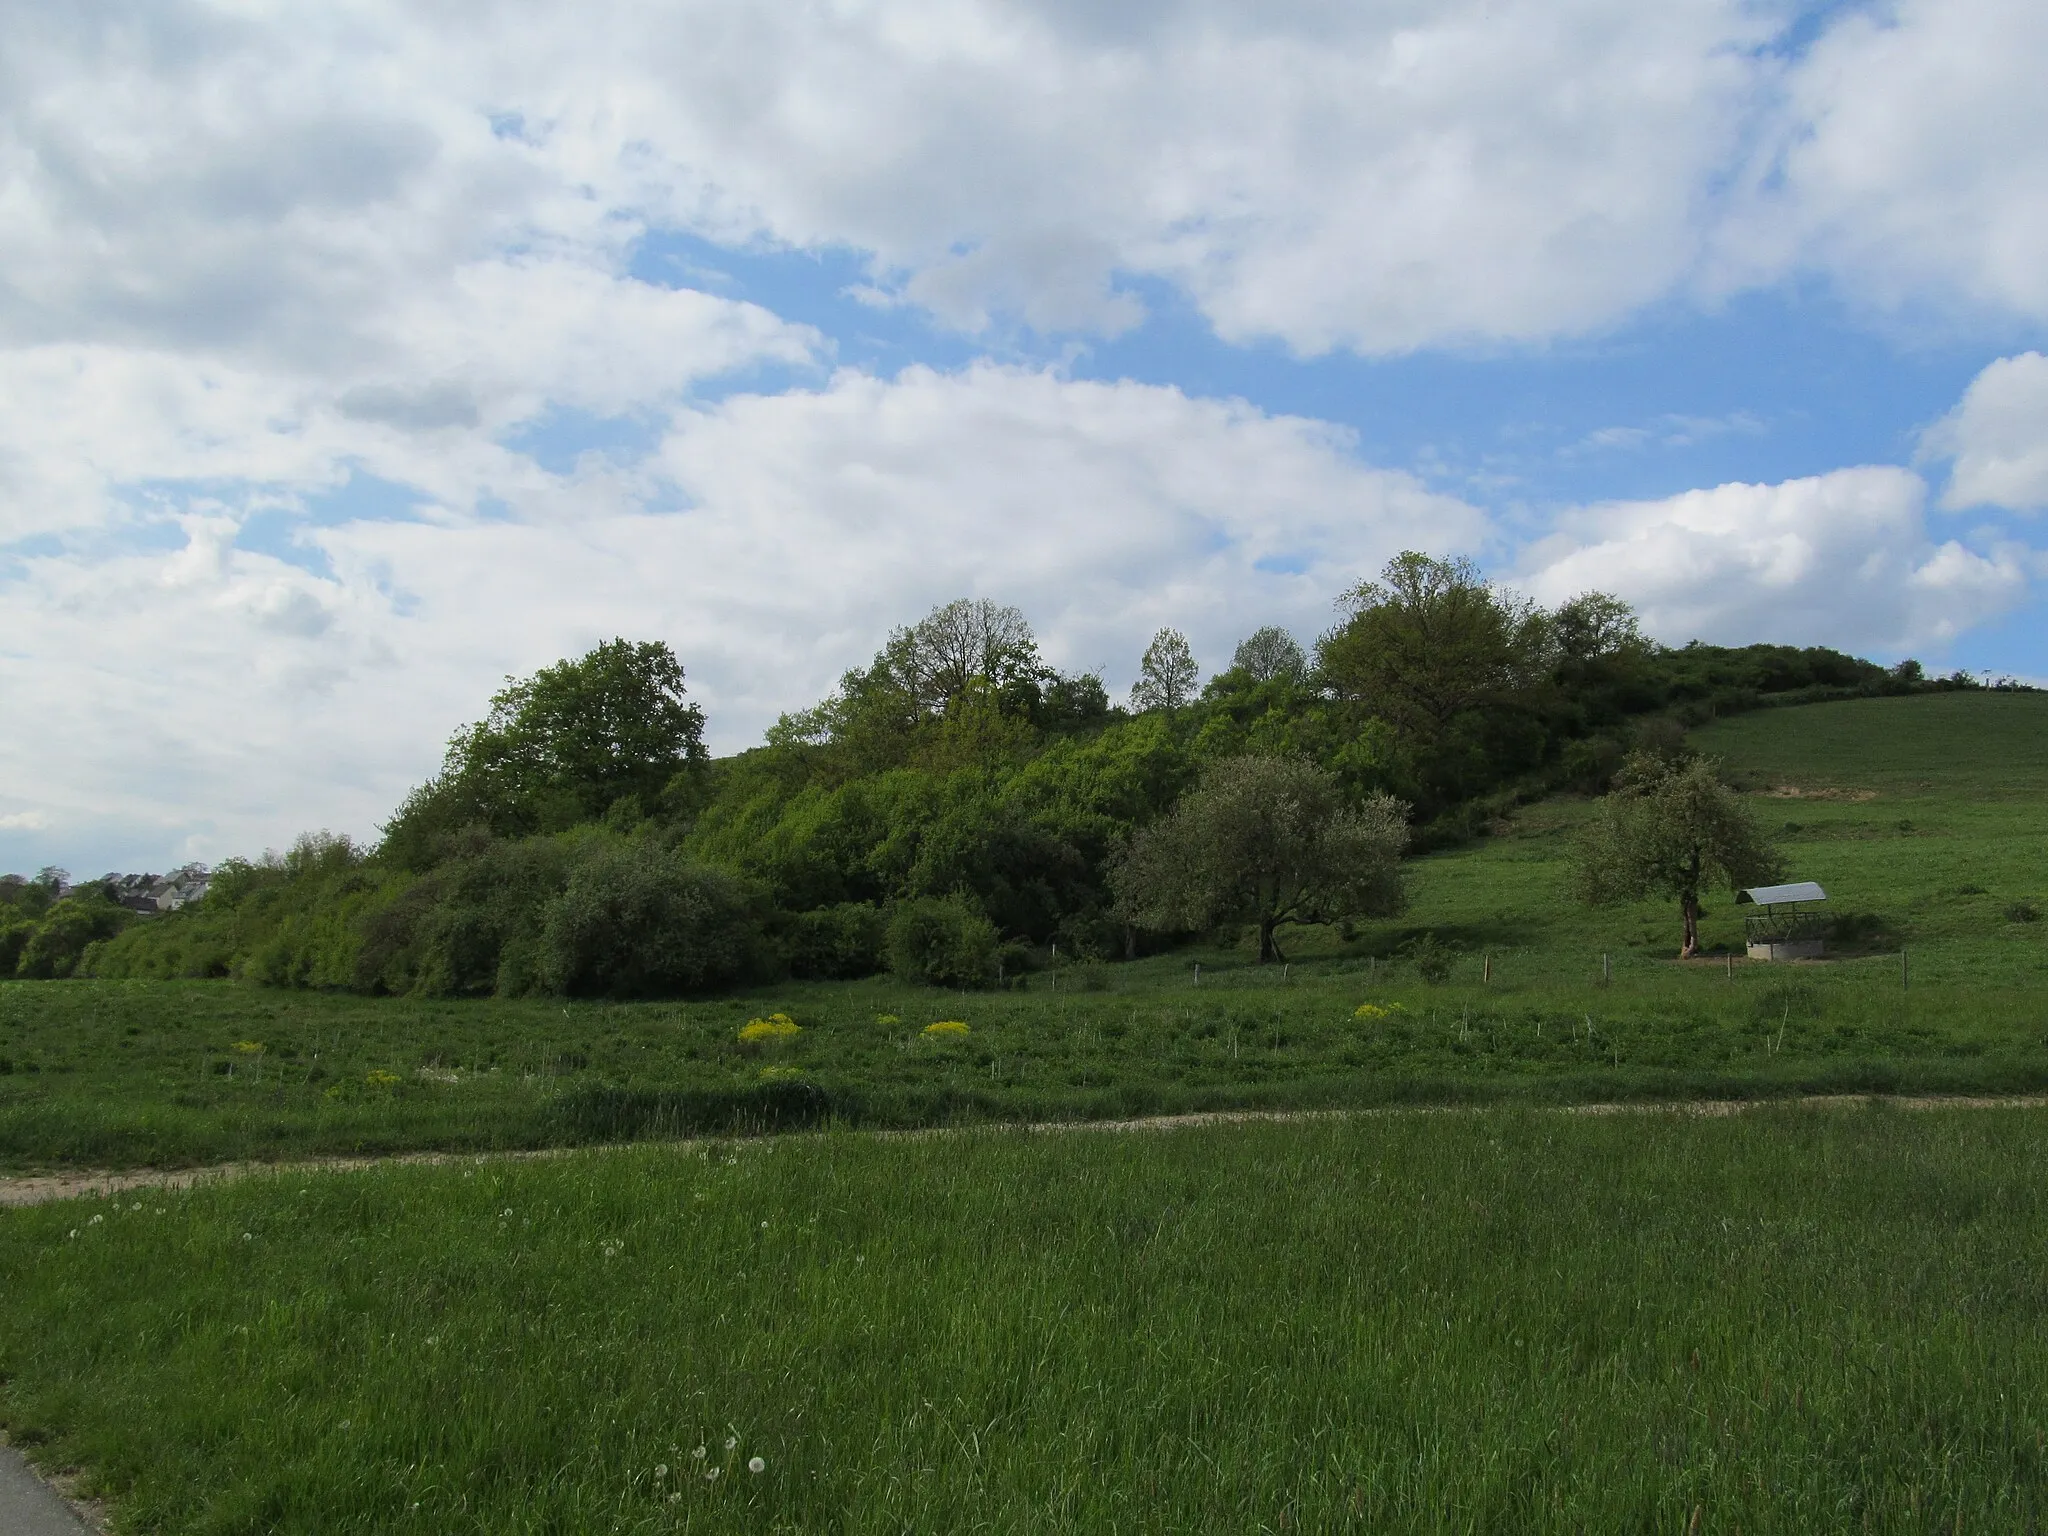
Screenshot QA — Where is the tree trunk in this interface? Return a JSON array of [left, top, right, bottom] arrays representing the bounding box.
[[1679, 889, 1700, 959], [1258, 916, 1281, 964]]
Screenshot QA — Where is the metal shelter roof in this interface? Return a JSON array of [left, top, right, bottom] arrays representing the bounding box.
[[1737, 882, 1828, 905]]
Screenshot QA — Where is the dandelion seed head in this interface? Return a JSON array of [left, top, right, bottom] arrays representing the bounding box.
[[654, 1464, 668, 1479], [748, 1456, 765, 1475], [705, 1467, 720, 1481], [242, 1231, 253, 1241], [691, 1446, 706, 1460], [89, 1214, 104, 1225], [725, 1436, 737, 1451]]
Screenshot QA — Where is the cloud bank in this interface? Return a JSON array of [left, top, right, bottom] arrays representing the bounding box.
[[0, 366, 1480, 868], [1520, 466, 2027, 653], [4, 0, 2047, 870]]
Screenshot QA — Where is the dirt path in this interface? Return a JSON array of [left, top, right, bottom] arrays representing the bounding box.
[[5, 1093, 2046, 1209]]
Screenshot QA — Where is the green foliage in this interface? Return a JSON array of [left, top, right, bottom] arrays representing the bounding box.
[[1130, 626, 1199, 711], [0, 909, 34, 976], [782, 902, 889, 980], [380, 638, 706, 866], [354, 832, 578, 996], [1321, 552, 1549, 741], [534, 843, 758, 998], [92, 828, 760, 1001], [1575, 753, 1784, 956], [10, 693, 2048, 1173], [1113, 755, 1408, 961], [88, 834, 393, 988], [12, 894, 130, 979], [1228, 624, 1308, 685], [886, 894, 1000, 988], [0, 870, 62, 919], [0, 871, 137, 979], [24, 594, 2001, 1005], [1400, 931, 1456, 983]]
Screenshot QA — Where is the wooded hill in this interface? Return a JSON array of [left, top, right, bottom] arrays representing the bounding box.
[[16, 553, 1977, 994]]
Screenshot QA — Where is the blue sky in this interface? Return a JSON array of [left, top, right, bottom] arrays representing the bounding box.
[[4, 0, 2048, 874]]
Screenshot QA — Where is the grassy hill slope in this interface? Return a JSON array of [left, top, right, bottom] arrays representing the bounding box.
[[1389, 690, 2048, 985], [2, 692, 2045, 1170]]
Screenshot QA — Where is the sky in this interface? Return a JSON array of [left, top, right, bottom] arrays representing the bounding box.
[[5, 0, 2048, 876]]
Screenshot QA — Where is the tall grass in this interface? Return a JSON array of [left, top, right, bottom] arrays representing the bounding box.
[[3, 1107, 2045, 1531], [7, 961, 2048, 1170]]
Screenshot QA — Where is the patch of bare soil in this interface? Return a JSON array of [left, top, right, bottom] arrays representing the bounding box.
[[1765, 784, 1878, 801]]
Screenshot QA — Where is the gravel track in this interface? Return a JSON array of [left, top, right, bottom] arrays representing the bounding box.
[[4, 1093, 2045, 1209]]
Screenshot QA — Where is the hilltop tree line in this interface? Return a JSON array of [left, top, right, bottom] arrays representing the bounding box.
[[14, 552, 1971, 991]]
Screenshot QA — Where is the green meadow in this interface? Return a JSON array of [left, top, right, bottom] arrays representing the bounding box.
[[5, 1108, 2047, 1532], [6, 693, 2048, 1531], [4, 691, 2047, 1171]]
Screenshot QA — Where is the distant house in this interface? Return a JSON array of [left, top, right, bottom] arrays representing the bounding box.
[[102, 863, 211, 916]]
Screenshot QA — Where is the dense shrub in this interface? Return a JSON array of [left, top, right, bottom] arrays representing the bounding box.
[[0, 909, 34, 976], [886, 895, 1000, 988], [535, 844, 759, 998], [783, 902, 888, 980], [86, 834, 393, 988], [13, 896, 130, 979], [355, 834, 576, 996]]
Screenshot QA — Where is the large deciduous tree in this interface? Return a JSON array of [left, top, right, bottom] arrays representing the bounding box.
[[1574, 752, 1782, 957], [382, 639, 707, 865], [1110, 754, 1408, 962], [1317, 552, 1549, 744], [1131, 628, 1199, 712], [1230, 625, 1308, 685]]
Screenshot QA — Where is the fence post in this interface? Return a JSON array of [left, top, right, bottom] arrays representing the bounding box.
[[1194, 963, 1201, 987], [1601, 953, 1611, 985], [1483, 953, 1491, 984], [1901, 948, 1909, 991]]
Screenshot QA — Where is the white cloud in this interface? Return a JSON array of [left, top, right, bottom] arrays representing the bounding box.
[[8, 1, 2048, 361], [1568, 411, 1767, 457], [0, 260, 818, 546], [446, 0, 1781, 353], [0, 365, 1481, 870], [1720, 0, 2048, 328], [1925, 352, 2048, 512], [8, 0, 2048, 875], [1519, 466, 2027, 652]]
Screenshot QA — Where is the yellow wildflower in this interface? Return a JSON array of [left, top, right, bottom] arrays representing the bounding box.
[[1352, 1002, 1406, 1020], [875, 1014, 902, 1027], [922, 1020, 971, 1037], [737, 1013, 802, 1042], [365, 1069, 402, 1087], [231, 1040, 265, 1055]]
